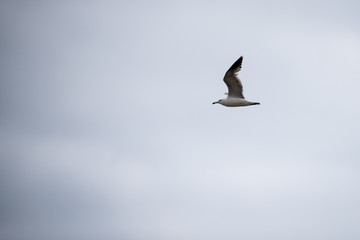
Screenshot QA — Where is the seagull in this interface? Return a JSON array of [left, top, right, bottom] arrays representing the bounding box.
[[213, 56, 260, 107]]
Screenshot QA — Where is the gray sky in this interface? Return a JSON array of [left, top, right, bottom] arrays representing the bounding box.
[[1, 1, 360, 239]]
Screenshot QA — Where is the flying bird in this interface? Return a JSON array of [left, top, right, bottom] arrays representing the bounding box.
[[213, 56, 260, 107]]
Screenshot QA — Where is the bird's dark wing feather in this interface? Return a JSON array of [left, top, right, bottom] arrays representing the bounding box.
[[223, 56, 244, 99]]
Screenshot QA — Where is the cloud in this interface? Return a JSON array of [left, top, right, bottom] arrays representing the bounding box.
[[1, 1, 360, 239]]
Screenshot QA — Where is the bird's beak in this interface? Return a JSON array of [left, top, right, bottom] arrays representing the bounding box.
[[212, 101, 219, 104]]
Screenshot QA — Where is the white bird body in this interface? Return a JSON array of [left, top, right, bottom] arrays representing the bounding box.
[[213, 56, 259, 107], [214, 97, 259, 107]]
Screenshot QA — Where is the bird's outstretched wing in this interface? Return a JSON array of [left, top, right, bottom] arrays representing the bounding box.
[[223, 56, 244, 99]]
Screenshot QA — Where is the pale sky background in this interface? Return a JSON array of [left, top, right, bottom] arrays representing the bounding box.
[[1, 1, 360, 240]]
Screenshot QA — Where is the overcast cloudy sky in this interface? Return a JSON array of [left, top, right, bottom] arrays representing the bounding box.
[[1, 1, 360, 240]]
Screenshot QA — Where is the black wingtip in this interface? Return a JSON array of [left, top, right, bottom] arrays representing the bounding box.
[[228, 56, 243, 71]]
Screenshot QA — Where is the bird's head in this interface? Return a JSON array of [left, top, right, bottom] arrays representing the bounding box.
[[212, 99, 223, 105]]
